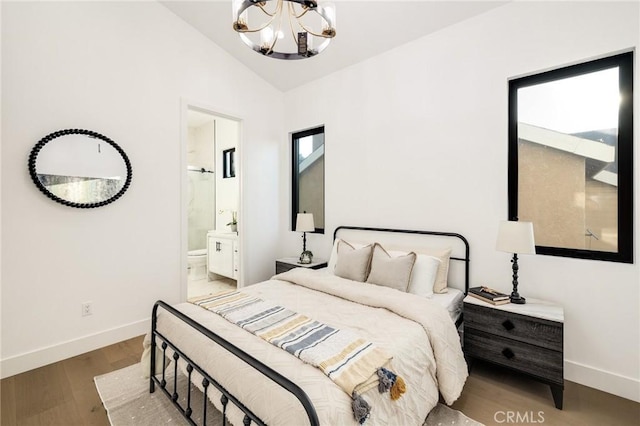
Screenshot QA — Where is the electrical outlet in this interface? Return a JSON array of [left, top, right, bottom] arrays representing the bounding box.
[[81, 302, 93, 317]]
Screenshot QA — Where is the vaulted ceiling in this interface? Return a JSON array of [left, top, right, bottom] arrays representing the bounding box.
[[161, 1, 508, 92]]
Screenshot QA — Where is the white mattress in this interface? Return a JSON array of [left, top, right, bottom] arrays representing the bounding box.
[[430, 288, 464, 323]]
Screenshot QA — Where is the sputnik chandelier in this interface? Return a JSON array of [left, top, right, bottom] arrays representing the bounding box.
[[232, 0, 336, 60]]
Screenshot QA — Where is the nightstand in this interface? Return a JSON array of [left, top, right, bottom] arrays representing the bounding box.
[[463, 295, 564, 409], [275, 257, 328, 274]]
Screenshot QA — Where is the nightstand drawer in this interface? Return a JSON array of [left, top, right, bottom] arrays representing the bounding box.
[[465, 303, 562, 352], [276, 262, 295, 274], [465, 329, 563, 385]]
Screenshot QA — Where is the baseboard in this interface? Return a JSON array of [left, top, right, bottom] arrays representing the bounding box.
[[565, 359, 640, 402], [3, 322, 638, 403], [0, 319, 149, 379]]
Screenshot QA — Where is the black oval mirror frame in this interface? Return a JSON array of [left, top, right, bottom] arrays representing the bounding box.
[[28, 129, 133, 209]]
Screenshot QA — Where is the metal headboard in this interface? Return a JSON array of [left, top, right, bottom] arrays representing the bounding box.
[[333, 226, 470, 294]]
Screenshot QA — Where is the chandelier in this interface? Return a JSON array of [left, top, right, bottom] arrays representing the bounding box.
[[232, 0, 336, 60]]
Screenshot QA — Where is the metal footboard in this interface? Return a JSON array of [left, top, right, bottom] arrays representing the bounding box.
[[150, 300, 320, 426]]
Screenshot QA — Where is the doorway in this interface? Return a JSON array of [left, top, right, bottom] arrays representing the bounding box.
[[182, 104, 241, 300]]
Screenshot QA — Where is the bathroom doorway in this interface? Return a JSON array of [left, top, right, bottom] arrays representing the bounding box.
[[183, 104, 241, 300]]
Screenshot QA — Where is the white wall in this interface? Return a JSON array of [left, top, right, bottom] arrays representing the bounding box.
[[1, 1, 284, 377], [215, 117, 240, 232], [282, 2, 639, 401]]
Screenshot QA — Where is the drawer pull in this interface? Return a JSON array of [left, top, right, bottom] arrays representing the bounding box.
[[502, 348, 515, 359], [502, 319, 515, 331]]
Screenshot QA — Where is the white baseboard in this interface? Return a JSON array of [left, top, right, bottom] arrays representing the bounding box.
[[3, 321, 638, 404], [0, 319, 149, 379], [565, 359, 640, 402]]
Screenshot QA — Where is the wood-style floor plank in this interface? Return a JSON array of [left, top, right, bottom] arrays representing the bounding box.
[[452, 360, 640, 425], [13, 362, 73, 421], [1, 335, 638, 425], [62, 349, 113, 426], [1, 335, 144, 426], [0, 375, 17, 425]]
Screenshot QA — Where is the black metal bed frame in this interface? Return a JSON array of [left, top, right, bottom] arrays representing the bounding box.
[[150, 226, 470, 426], [150, 301, 320, 426]]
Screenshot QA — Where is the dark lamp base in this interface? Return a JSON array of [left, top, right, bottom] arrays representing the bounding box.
[[510, 295, 526, 304]]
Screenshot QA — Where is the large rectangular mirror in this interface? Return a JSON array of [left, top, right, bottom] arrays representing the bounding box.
[[292, 126, 325, 233], [508, 51, 633, 263]]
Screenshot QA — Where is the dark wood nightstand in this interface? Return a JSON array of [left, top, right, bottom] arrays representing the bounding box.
[[275, 257, 328, 274], [463, 295, 564, 409]]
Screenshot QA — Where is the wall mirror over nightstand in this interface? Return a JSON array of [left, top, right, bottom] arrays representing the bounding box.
[[508, 51, 633, 263], [292, 126, 325, 234]]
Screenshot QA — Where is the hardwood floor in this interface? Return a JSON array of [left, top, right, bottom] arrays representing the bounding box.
[[1, 336, 638, 425], [1, 336, 144, 426], [452, 360, 640, 425]]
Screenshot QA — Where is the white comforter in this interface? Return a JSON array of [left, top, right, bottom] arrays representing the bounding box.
[[143, 268, 467, 426]]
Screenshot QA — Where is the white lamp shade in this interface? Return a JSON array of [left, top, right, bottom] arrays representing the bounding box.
[[496, 221, 536, 255], [296, 213, 315, 232]]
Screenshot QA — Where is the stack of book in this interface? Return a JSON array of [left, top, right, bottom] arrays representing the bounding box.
[[468, 286, 510, 305]]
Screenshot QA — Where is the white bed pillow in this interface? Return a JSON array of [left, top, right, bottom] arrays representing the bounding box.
[[327, 238, 368, 274], [333, 240, 373, 282], [329, 238, 451, 293], [366, 244, 417, 292], [421, 247, 452, 294], [406, 254, 441, 298], [386, 249, 440, 298]]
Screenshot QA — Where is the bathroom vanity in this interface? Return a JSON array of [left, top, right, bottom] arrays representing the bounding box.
[[207, 231, 239, 280]]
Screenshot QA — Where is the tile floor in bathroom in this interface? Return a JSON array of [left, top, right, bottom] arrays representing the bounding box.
[[187, 276, 237, 299]]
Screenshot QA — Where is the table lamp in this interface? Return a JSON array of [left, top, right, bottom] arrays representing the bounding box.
[[496, 220, 536, 304], [296, 213, 315, 264]]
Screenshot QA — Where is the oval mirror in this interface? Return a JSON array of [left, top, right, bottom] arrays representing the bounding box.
[[28, 129, 132, 208]]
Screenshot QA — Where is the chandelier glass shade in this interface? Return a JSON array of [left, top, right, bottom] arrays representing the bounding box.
[[232, 0, 336, 60]]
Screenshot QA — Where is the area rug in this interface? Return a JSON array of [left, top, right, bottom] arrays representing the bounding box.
[[95, 363, 483, 426]]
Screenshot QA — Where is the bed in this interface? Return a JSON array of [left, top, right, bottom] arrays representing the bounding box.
[[145, 226, 470, 426]]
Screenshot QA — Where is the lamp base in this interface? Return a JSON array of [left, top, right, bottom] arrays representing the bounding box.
[[510, 295, 526, 304], [299, 250, 313, 264], [509, 253, 526, 304]]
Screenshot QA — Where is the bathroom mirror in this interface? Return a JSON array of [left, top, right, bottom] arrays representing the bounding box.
[[28, 129, 132, 208]]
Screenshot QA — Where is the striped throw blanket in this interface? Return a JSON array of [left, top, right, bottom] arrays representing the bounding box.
[[190, 290, 406, 424]]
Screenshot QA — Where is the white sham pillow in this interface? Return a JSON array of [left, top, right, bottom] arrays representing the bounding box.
[[407, 254, 441, 298], [423, 248, 452, 294]]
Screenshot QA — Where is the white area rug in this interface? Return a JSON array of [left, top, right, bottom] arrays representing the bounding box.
[[95, 363, 483, 425]]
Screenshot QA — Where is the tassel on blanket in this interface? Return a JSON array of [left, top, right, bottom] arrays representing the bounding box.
[[376, 367, 406, 401], [352, 392, 371, 425], [390, 376, 406, 401], [377, 367, 396, 393]]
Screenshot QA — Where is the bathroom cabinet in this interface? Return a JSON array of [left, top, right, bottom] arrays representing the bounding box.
[[207, 232, 239, 280]]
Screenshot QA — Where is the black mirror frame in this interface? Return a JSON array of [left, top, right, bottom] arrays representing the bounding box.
[[291, 125, 325, 234], [28, 129, 133, 209], [508, 51, 634, 263]]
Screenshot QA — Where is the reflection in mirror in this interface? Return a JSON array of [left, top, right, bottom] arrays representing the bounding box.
[[509, 52, 633, 263], [29, 129, 132, 208], [292, 126, 325, 233], [223, 148, 236, 178]]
